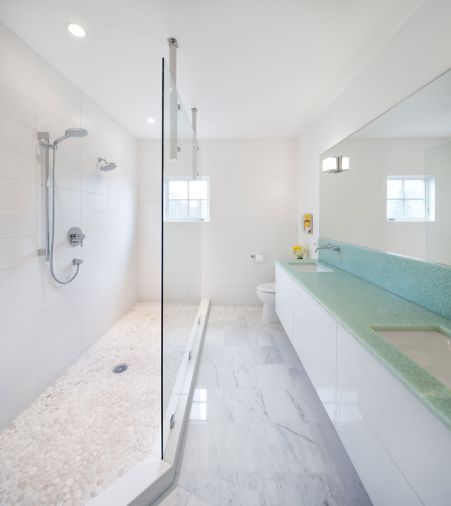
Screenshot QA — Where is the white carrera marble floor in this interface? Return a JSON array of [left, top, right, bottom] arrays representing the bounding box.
[[0, 302, 198, 506], [156, 306, 372, 506]]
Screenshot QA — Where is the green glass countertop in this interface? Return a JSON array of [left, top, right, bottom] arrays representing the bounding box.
[[276, 259, 451, 431]]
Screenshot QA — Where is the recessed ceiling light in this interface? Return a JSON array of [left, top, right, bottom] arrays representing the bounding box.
[[146, 118, 156, 124], [67, 23, 86, 38]]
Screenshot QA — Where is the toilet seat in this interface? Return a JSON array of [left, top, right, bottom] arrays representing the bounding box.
[[257, 282, 276, 294]]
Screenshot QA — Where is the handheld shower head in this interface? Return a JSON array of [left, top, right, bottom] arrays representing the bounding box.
[[53, 128, 88, 147], [97, 157, 118, 171]]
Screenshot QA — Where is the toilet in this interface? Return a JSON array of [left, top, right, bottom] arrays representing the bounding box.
[[256, 282, 278, 323]]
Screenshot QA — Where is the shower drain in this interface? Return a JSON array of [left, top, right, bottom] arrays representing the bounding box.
[[113, 363, 128, 374]]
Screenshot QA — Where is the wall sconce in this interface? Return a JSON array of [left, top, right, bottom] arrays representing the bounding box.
[[322, 156, 350, 173]]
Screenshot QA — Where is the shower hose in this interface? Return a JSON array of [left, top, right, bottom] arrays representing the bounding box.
[[49, 147, 80, 285]]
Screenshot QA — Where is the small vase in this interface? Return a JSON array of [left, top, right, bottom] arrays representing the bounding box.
[[296, 255, 304, 260]]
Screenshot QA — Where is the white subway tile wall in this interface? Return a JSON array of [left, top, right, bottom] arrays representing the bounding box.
[[0, 24, 138, 429], [138, 139, 298, 305]]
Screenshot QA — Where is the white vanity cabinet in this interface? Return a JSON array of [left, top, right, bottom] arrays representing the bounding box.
[[337, 324, 451, 506], [275, 263, 451, 506], [275, 264, 294, 342], [276, 264, 337, 423], [292, 282, 338, 423]]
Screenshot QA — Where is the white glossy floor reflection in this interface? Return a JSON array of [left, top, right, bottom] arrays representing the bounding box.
[[157, 306, 371, 506]]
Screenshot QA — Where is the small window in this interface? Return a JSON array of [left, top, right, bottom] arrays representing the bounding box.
[[164, 177, 209, 222], [386, 176, 435, 222]]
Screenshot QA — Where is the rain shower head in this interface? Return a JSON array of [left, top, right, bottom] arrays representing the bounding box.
[[53, 127, 88, 147], [97, 157, 118, 171]]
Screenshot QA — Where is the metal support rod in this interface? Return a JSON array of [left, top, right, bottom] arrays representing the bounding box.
[[168, 37, 178, 161], [191, 107, 198, 179], [38, 131, 50, 261]]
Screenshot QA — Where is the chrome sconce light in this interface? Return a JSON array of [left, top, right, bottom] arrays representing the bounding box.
[[322, 156, 350, 173]]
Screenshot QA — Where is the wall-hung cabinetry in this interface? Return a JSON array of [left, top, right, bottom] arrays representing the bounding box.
[[275, 263, 451, 506]]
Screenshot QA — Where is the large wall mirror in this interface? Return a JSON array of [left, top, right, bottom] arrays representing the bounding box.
[[320, 69, 451, 265]]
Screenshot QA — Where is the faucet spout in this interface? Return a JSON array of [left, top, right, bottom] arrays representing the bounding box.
[[315, 243, 340, 253]]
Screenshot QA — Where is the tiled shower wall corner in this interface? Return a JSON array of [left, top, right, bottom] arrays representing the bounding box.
[[0, 23, 139, 429]]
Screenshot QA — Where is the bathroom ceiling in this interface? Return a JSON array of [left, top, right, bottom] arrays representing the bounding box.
[[0, 0, 423, 139]]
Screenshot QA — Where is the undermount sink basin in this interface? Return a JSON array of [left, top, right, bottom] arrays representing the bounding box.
[[287, 262, 333, 273], [373, 328, 451, 389]]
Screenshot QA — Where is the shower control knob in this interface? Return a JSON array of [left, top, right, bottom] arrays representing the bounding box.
[[68, 227, 86, 247]]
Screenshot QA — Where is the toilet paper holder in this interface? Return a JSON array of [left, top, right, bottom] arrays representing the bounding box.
[[250, 254, 264, 262]]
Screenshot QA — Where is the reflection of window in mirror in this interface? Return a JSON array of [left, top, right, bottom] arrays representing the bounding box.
[[386, 176, 435, 222]]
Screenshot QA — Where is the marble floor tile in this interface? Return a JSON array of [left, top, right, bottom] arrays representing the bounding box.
[[222, 389, 267, 424], [203, 326, 226, 347], [199, 344, 223, 364], [220, 473, 279, 506], [248, 322, 278, 347], [223, 320, 250, 346], [215, 363, 259, 389], [158, 486, 213, 506], [222, 344, 254, 365], [254, 364, 307, 389], [165, 306, 371, 506], [261, 388, 307, 425], [219, 422, 274, 473], [176, 470, 222, 505], [265, 422, 324, 474], [196, 364, 219, 389], [273, 472, 336, 505], [251, 345, 284, 365], [180, 422, 221, 473]]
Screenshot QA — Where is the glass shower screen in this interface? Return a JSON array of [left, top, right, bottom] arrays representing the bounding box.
[[160, 60, 202, 459]]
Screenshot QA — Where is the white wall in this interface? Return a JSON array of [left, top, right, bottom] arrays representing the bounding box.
[[298, 0, 451, 255], [138, 139, 298, 306], [200, 140, 297, 305], [425, 140, 451, 264], [0, 24, 138, 429], [137, 140, 160, 301]]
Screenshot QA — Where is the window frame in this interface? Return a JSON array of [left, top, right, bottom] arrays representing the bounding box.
[[386, 175, 435, 223], [163, 176, 210, 223]]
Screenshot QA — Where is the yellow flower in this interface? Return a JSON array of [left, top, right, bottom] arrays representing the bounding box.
[[292, 244, 305, 256]]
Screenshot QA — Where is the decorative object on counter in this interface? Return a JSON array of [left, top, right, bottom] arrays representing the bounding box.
[[292, 244, 305, 260], [303, 213, 313, 234]]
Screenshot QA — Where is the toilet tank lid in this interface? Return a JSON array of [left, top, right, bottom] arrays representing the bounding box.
[[258, 282, 275, 293]]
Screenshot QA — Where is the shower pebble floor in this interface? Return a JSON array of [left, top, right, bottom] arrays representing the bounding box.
[[0, 302, 198, 506]]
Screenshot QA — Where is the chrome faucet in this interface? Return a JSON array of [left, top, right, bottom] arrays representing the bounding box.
[[315, 243, 340, 253]]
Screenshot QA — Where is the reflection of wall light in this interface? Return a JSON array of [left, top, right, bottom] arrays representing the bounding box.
[[322, 156, 350, 173]]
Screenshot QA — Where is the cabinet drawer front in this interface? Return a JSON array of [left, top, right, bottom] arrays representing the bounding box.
[[338, 421, 421, 506], [276, 296, 293, 343], [275, 264, 294, 303], [292, 282, 336, 341], [293, 314, 337, 423]]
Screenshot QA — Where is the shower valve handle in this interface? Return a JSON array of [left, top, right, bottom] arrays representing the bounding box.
[[68, 227, 86, 247]]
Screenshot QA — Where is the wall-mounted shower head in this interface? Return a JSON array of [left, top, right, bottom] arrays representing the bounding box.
[[97, 157, 118, 171], [53, 127, 88, 147]]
